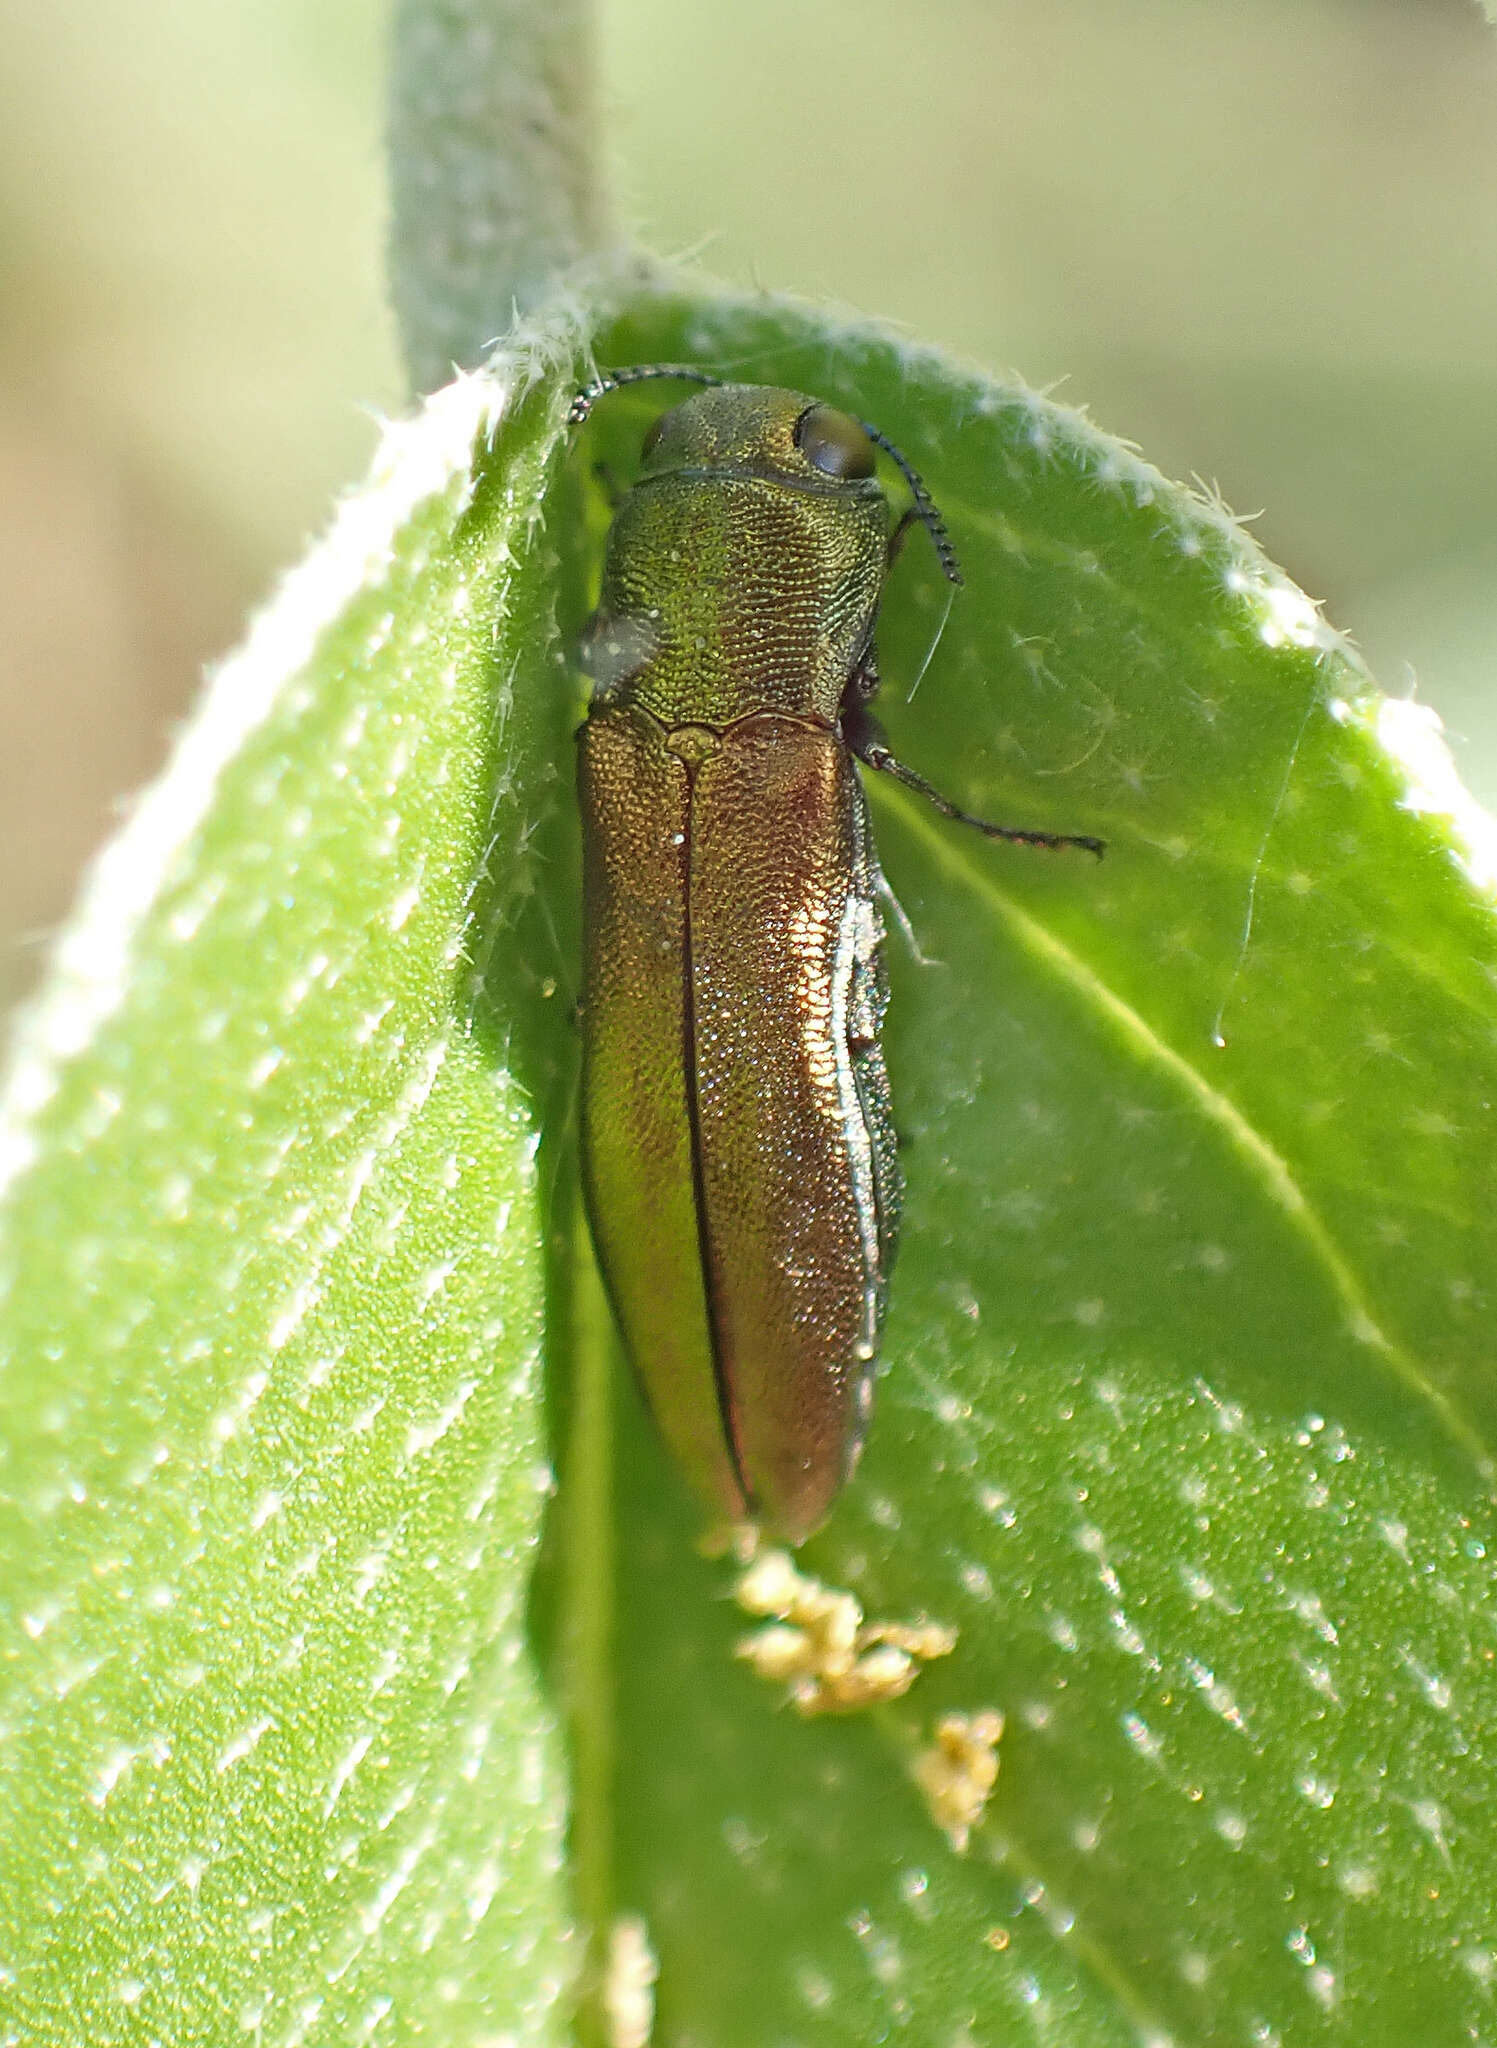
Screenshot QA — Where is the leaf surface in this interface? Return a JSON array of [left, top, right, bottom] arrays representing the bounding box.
[[578, 290, 1497, 2048], [0, 357, 583, 2044], [3, 281, 1495, 2048]]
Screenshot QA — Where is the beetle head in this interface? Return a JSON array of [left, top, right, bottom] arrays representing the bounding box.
[[571, 367, 962, 586], [637, 384, 881, 493]]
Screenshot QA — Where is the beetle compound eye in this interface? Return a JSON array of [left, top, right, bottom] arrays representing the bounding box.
[[794, 405, 877, 480]]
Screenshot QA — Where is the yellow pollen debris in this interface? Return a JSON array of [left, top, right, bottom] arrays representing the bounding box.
[[733, 1547, 956, 1715], [603, 1914, 658, 2048], [911, 1709, 1005, 1852]]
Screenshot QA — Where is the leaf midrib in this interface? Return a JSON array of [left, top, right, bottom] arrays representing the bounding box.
[[873, 781, 1494, 1483]]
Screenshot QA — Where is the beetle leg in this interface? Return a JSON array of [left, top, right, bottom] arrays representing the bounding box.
[[844, 702, 1104, 857], [886, 505, 920, 566], [843, 639, 881, 711], [592, 458, 627, 511]]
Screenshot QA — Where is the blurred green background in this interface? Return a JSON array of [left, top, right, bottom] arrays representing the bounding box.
[[2, 0, 1494, 1020]]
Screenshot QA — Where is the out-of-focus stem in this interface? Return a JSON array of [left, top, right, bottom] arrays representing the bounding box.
[[389, 0, 616, 393]]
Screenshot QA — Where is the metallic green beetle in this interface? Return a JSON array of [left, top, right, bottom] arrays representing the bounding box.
[[570, 367, 1099, 1545]]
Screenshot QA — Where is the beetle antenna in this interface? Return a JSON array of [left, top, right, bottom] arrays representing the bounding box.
[[569, 365, 722, 425], [858, 423, 964, 588]]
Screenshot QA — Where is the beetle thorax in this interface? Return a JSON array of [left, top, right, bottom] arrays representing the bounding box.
[[589, 471, 888, 729]]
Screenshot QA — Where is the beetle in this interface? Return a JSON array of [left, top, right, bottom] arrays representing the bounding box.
[[569, 366, 1099, 1544]]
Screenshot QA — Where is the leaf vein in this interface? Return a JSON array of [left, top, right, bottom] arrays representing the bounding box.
[[882, 791, 1493, 1482]]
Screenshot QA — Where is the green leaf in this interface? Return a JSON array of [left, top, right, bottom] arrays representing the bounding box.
[[4, 275, 1495, 2048], [0, 339, 585, 2041], [570, 290, 1497, 2046]]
